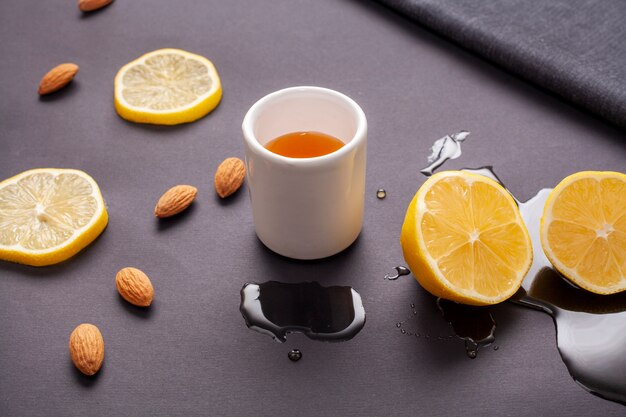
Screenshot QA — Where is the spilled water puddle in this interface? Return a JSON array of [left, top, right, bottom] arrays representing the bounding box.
[[436, 299, 496, 358], [240, 281, 366, 343]]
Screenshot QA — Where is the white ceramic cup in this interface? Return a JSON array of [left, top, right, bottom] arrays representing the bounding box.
[[242, 86, 367, 260]]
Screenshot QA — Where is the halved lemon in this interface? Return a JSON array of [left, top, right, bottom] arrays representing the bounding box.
[[0, 168, 108, 266], [400, 171, 533, 305], [540, 171, 626, 294], [114, 48, 222, 125]]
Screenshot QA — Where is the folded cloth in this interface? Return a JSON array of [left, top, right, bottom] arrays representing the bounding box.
[[374, 0, 626, 129]]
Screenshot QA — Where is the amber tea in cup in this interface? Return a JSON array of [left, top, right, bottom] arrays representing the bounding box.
[[264, 131, 345, 158]]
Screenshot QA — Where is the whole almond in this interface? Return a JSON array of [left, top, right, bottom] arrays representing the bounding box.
[[78, 0, 113, 12], [116, 267, 154, 307], [38, 63, 79, 95], [69, 323, 104, 376], [214, 157, 246, 198], [154, 185, 197, 218]]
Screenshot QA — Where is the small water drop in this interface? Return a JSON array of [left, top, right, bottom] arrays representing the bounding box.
[[410, 303, 415, 308], [384, 266, 411, 280], [396, 322, 402, 328], [493, 345, 499, 351], [465, 340, 479, 359], [376, 189, 386, 199], [401, 329, 406, 334], [288, 349, 302, 362]]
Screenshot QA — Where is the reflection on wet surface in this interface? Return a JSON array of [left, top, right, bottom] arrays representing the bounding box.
[[240, 281, 366, 343]]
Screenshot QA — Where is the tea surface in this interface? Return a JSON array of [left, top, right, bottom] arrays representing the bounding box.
[[264, 131, 344, 158]]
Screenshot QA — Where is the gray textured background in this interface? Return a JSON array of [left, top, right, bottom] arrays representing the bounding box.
[[0, 1, 625, 416]]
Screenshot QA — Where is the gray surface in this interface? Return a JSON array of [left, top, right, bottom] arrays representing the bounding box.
[[0, 0, 625, 416], [376, 0, 626, 129]]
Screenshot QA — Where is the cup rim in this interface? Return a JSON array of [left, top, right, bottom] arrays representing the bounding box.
[[242, 86, 367, 165]]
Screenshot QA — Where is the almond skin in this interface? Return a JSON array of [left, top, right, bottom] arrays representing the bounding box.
[[38, 63, 79, 95], [214, 157, 246, 198], [116, 267, 154, 307], [69, 323, 104, 376], [78, 0, 113, 12], [154, 185, 197, 218]]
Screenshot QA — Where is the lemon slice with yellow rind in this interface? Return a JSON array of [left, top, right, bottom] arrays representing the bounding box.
[[114, 48, 222, 125], [540, 171, 626, 295], [400, 171, 533, 306], [0, 168, 108, 266]]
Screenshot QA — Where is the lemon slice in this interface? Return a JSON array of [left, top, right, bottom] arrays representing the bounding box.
[[0, 168, 108, 266], [400, 171, 533, 305], [114, 48, 222, 125], [540, 171, 626, 294]]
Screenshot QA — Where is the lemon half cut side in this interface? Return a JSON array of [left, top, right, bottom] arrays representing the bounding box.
[[114, 48, 222, 125], [540, 171, 626, 295], [0, 168, 108, 266], [400, 171, 533, 306]]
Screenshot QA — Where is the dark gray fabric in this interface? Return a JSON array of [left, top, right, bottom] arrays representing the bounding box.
[[375, 0, 626, 129]]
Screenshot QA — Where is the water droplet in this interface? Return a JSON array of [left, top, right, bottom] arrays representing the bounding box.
[[384, 266, 411, 280], [401, 329, 406, 334], [288, 349, 302, 362], [376, 189, 386, 199], [410, 303, 415, 308], [467, 350, 477, 359], [421, 131, 469, 176], [493, 345, 499, 351], [396, 322, 402, 328]]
